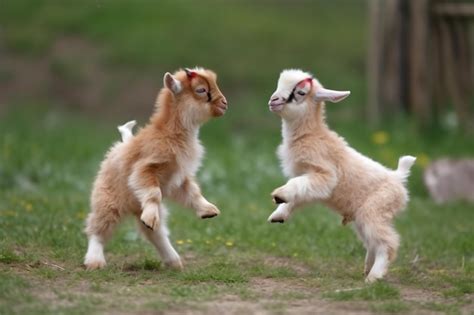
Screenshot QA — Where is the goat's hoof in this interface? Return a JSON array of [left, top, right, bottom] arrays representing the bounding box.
[[141, 219, 155, 231], [268, 212, 287, 223], [84, 260, 106, 270], [270, 219, 285, 223], [273, 196, 286, 204], [201, 213, 218, 219], [165, 259, 184, 271], [198, 205, 220, 219], [140, 208, 159, 230], [365, 274, 382, 283]]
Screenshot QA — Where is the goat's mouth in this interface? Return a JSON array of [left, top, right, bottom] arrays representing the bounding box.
[[269, 101, 285, 112], [213, 103, 228, 116]]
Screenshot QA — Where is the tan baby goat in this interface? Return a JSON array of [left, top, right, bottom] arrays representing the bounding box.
[[267, 69, 415, 283], [84, 68, 228, 270]]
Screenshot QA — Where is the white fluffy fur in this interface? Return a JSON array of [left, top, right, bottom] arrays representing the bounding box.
[[84, 235, 106, 269], [166, 136, 204, 194]]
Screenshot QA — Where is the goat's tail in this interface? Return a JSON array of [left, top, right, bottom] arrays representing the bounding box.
[[117, 120, 137, 143], [395, 155, 416, 182]]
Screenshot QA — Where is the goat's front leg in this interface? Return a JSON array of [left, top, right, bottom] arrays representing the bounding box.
[[171, 177, 220, 219], [129, 161, 163, 230], [272, 170, 337, 205], [268, 202, 297, 223]]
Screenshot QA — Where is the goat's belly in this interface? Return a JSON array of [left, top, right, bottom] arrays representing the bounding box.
[[323, 196, 356, 218], [166, 172, 187, 193], [322, 181, 373, 218], [91, 175, 140, 217]]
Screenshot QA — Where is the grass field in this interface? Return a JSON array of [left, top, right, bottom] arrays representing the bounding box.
[[1, 0, 473, 314], [0, 107, 472, 314]]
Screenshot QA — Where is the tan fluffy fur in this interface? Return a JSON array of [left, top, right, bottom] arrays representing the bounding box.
[[84, 68, 227, 270], [268, 69, 415, 282]]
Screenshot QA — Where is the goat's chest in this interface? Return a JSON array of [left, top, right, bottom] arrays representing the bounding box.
[[168, 141, 204, 190], [277, 142, 297, 178]]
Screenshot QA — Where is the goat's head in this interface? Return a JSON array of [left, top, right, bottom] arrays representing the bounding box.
[[163, 68, 228, 124], [268, 69, 350, 119]]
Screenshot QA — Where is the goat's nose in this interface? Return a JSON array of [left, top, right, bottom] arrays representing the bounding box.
[[221, 98, 227, 105], [269, 96, 286, 106], [269, 96, 279, 105]]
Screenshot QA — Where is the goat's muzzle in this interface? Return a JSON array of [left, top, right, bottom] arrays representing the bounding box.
[[213, 97, 228, 116]]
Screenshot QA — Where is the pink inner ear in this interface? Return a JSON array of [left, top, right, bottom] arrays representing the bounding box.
[[297, 81, 307, 88], [297, 78, 313, 88]]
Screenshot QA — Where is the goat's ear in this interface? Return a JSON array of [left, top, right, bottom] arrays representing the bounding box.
[[314, 87, 350, 103], [163, 72, 182, 94], [185, 68, 198, 79]]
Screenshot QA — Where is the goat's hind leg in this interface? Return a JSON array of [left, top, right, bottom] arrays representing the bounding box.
[[84, 207, 120, 270], [355, 222, 376, 276], [364, 247, 376, 276], [364, 223, 399, 283]]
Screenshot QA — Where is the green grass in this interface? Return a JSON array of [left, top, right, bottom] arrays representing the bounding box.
[[0, 107, 472, 314], [324, 282, 400, 301], [371, 301, 410, 314]]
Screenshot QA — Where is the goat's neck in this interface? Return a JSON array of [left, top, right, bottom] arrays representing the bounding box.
[[281, 101, 328, 143], [151, 97, 201, 142]]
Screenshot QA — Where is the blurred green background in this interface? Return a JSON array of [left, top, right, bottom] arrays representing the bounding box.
[[0, 0, 366, 117], [1, 0, 472, 195]]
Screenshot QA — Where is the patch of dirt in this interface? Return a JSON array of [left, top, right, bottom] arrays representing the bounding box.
[[399, 285, 442, 304], [180, 279, 374, 315], [263, 256, 312, 276]]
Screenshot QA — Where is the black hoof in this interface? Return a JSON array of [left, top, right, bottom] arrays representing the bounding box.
[[141, 220, 154, 230], [270, 219, 285, 223], [274, 196, 286, 204], [201, 213, 217, 219]]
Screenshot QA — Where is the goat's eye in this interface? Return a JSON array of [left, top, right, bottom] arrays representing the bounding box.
[[195, 87, 206, 94], [297, 91, 306, 96]]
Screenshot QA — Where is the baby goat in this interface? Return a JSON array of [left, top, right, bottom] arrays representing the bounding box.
[[267, 69, 415, 283], [84, 68, 228, 270]]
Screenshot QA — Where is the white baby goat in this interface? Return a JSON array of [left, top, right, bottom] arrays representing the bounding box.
[[267, 69, 416, 283]]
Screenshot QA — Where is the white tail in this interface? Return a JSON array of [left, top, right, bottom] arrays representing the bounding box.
[[396, 155, 416, 182], [117, 120, 137, 142]]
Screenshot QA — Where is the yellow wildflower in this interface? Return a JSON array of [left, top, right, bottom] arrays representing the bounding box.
[[76, 212, 86, 220], [372, 131, 389, 145], [176, 240, 185, 245], [186, 239, 193, 244], [225, 241, 234, 247], [248, 203, 258, 211]]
